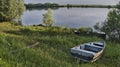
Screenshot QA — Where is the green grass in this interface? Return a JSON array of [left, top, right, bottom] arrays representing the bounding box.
[[0, 22, 120, 67]]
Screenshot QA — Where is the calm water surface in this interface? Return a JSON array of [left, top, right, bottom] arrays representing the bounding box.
[[22, 8, 110, 28], [22, 0, 119, 28]]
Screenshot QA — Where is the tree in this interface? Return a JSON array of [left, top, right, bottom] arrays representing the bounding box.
[[94, 22, 101, 32], [43, 8, 55, 27], [102, 9, 120, 41], [116, 1, 120, 9], [0, 0, 25, 22], [94, 8, 120, 41]]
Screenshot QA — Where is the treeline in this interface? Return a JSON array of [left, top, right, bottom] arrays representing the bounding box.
[[25, 2, 117, 9], [61, 4, 116, 8], [25, 3, 59, 8], [25, 3, 60, 10]]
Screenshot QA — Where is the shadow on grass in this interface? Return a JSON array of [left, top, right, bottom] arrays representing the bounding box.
[[4, 27, 73, 37], [3, 27, 76, 49]]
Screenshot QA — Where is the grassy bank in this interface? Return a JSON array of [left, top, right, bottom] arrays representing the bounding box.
[[0, 22, 120, 67]]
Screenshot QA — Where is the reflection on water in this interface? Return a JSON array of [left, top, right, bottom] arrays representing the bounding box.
[[22, 8, 110, 28]]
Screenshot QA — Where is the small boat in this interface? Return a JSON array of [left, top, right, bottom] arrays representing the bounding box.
[[71, 41, 105, 62]]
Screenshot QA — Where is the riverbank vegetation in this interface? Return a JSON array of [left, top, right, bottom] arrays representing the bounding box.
[[43, 8, 55, 27], [94, 3, 120, 42], [0, 0, 25, 22], [0, 22, 120, 67]]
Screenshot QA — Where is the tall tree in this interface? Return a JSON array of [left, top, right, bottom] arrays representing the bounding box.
[[116, 1, 120, 8], [94, 8, 120, 41], [0, 0, 25, 21], [43, 8, 55, 27], [101, 9, 120, 41]]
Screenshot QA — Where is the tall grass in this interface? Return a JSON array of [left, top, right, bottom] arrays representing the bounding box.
[[0, 22, 120, 67]]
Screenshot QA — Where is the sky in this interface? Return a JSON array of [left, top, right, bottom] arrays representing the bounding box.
[[24, 0, 120, 5]]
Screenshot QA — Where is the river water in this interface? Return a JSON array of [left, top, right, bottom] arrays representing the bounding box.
[[22, 0, 119, 28]]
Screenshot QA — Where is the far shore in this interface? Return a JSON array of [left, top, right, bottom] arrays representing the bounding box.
[[25, 3, 117, 9]]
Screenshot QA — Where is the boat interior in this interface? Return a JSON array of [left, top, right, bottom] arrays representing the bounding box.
[[80, 42, 104, 53]]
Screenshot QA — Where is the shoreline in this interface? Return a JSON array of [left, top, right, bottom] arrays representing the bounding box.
[[25, 4, 117, 9]]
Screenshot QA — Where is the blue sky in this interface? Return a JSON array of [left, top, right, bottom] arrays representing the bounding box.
[[24, 0, 119, 5]]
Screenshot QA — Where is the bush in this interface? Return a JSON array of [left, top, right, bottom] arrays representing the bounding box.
[[78, 27, 93, 33]]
